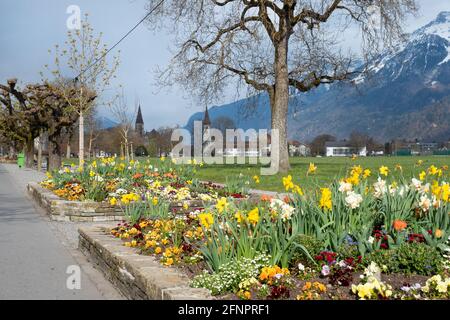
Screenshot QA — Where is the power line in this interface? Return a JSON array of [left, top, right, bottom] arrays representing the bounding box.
[[74, 0, 164, 83]]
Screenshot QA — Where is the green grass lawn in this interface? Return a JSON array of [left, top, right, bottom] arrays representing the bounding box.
[[194, 156, 450, 192], [63, 155, 449, 192]]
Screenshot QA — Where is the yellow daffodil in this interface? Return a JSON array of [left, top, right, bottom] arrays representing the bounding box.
[[253, 175, 260, 184], [428, 165, 438, 176], [419, 171, 426, 181], [215, 197, 228, 213], [198, 213, 214, 229], [110, 197, 117, 206], [282, 175, 294, 191], [307, 163, 317, 175], [247, 208, 260, 225], [363, 169, 371, 179], [319, 188, 332, 211], [379, 166, 389, 177]]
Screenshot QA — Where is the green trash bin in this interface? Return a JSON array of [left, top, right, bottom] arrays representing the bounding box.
[[17, 153, 25, 168]]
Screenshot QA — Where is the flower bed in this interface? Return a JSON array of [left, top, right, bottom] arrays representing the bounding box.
[[105, 162, 450, 300], [35, 157, 267, 221]]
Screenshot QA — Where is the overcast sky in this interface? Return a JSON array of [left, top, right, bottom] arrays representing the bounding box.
[[0, 0, 448, 130]]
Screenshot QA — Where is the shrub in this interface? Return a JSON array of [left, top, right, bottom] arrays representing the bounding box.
[[291, 235, 324, 267], [395, 242, 443, 276], [366, 243, 444, 276], [191, 254, 270, 295], [365, 249, 399, 273]]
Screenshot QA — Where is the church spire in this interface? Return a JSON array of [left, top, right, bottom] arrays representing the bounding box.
[[135, 105, 144, 137], [136, 105, 144, 125], [203, 106, 211, 127]]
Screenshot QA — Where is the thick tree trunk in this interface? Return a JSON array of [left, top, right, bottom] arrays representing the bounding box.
[[25, 139, 34, 169], [48, 140, 62, 171], [79, 110, 84, 166], [271, 36, 291, 173]]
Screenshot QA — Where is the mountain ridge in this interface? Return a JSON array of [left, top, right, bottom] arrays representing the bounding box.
[[185, 11, 450, 143]]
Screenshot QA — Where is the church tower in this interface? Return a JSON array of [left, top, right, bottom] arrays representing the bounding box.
[[135, 105, 144, 137], [202, 106, 212, 155]]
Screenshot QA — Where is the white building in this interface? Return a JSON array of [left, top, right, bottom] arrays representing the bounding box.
[[325, 141, 367, 157]]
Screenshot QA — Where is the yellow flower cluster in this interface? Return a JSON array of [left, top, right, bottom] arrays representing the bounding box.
[[352, 277, 393, 300], [259, 266, 290, 285], [282, 175, 304, 195], [54, 183, 84, 201], [431, 181, 450, 202], [215, 197, 228, 213], [319, 188, 332, 211], [422, 275, 450, 297], [120, 193, 140, 205], [296, 281, 327, 300], [198, 213, 214, 229]]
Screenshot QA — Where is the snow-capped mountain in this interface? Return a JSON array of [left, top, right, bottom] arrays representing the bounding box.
[[185, 12, 450, 142]]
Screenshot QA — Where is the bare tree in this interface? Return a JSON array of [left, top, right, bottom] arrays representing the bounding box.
[[111, 90, 137, 161], [45, 14, 120, 166], [310, 133, 336, 156], [146, 0, 417, 172]]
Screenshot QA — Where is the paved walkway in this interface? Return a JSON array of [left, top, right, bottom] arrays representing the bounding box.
[[0, 164, 123, 300]]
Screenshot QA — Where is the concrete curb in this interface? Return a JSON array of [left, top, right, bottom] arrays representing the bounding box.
[[78, 225, 213, 300]]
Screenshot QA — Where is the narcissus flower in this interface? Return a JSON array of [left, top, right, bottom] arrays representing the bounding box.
[[363, 169, 371, 179], [198, 213, 214, 229], [247, 208, 260, 225], [215, 197, 228, 213], [319, 188, 332, 211], [419, 171, 426, 181], [282, 175, 294, 191], [110, 197, 117, 206], [307, 163, 317, 175], [379, 166, 389, 177]]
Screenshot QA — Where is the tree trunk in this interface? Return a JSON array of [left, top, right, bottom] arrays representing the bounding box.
[[130, 142, 134, 161], [66, 143, 71, 159], [9, 145, 16, 159], [271, 36, 291, 173], [79, 110, 85, 166], [48, 140, 62, 171], [25, 139, 34, 169], [37, 133, 43, 172]]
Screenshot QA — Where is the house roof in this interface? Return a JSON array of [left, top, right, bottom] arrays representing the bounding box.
[[325, 141, 352, 148]]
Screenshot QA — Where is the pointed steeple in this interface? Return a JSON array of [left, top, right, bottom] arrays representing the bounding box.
[[136, 105, 144, 125], [135, 105, 144, 137], [203, 106, 211, 126]]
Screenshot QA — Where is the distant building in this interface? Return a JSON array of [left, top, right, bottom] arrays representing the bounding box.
[[135, 105, 145, 137], [289, 140, 311, 157], [325, 141, 367, 157]]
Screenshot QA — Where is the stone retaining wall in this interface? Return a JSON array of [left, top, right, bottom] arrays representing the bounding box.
[[27, 182, 124, 222], [28, 181, 285, 222], [78, 225, 213, 300]]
